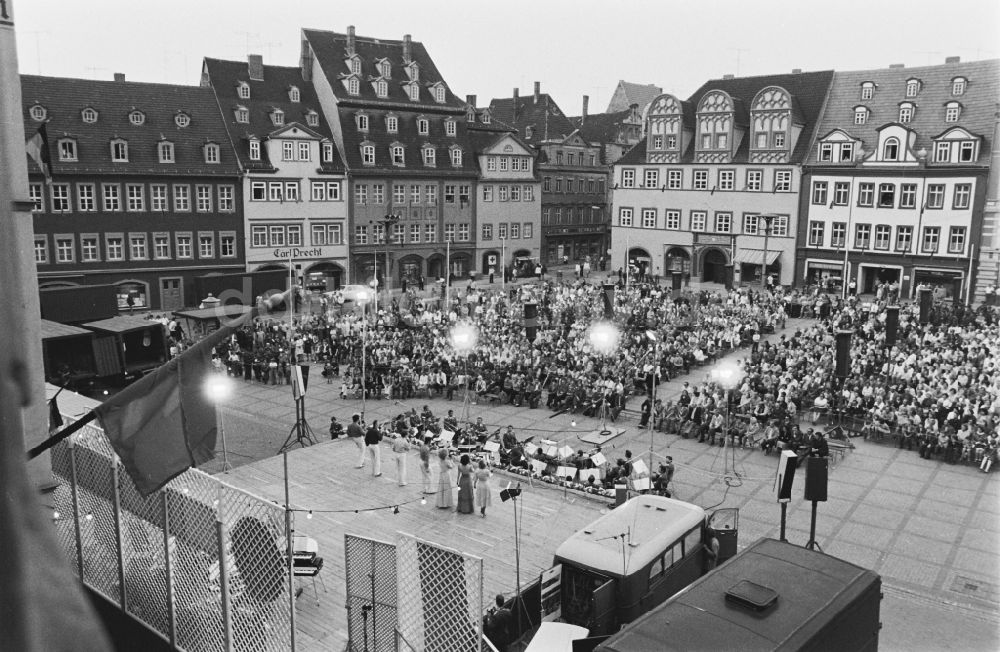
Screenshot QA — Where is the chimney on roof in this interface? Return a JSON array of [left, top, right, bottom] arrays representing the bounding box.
[[513, 87, 519, 121], [889, 63, 905, 69], [346, 25, 356, 55], [248, 54, 264, 81], [722, 74, 735, 80], [792, 68, 802, 74], [945, 56, 960, 64], [466, 94, 477, 107], [114, 73, 125, 82], [534, 81, 541, 104], [403, 34, 412, 63], [582, 95, 589, 124]]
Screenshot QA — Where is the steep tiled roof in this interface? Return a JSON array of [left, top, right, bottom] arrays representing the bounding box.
[[806, 59, 999, 165], [607, 81, 663, 113], [302, 29, 466, 110], [685, 70, 835, 163], [202, 57, 343, 173], [568, 108, 633, 144], [21, 75, 239, 176], [616, 139, 649, 166], [488, 93, 578, 147]]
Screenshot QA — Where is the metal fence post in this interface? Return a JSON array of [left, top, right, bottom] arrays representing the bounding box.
[[69, 440, 84, 581], [162, 491, 176, 648], [112, 457, 127, 611], [217, 490, 232, 651]]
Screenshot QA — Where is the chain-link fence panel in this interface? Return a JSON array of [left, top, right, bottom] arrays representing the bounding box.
[[344, 534, 397, 652], [396, 531, 483, 652]]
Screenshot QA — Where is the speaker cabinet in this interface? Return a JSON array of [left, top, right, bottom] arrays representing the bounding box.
[[776, 450, 797, 501], [835, 330, 852, 378], [919, 287, 932, 324], [884, 305, 899, 348], [804, 456, 828, 502]]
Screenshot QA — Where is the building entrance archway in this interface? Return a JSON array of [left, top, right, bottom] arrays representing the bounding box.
[[701, 248, 728, 284]]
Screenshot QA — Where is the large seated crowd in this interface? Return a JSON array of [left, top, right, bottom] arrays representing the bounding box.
[[201, 276, 999, 486]]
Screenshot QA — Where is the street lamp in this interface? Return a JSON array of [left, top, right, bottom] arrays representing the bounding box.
[[354, 285, 376, 418], [205, 374, 234, 472], [758, 214, 778, 289], [710, 358, 745, 477], [370, 214, 401, 309], [449, 321, 479, 422], [587, 321, 621, 435]]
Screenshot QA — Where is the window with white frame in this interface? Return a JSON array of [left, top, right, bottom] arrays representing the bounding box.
[[948, 226, 967, 253], [278, 182, 295, 205], [445, 120, 456, 136], [152, 234, 169, 259], [348, 78, 360, 95], [831, 222, 847, 248], [372, 183, 385, 204], [150, 184, 167, 211], [127, 184, 145, 211], [423, 146, 436, 166], [773, 133, 785, 149], [29, 104, 47, 121], [198, 234, 214, 258], [111, 139, 128, 162], [742, 170, 760, 191], [770, 215, 789, 237], [922, 226, 940, 252], [854, 107, 869, 125], [953, 183, 971, 209], [251, 226, 267, 247], [819, 143, 833, 162], [839, 142, 855, 162], [774, 170, 791, 192], [693, 170, 708, 190], [854, 224, 871, 249], [905, 79, 920, 97], [873, 225, 891, 250], [55, 237, 75, 263], [311, 223, 343, 245], [175, 113, 191, 128], [653, 135, 663, 149], [895, 225, 913, 252], [129, 110, 145, 126], [926, 184, 945, 208], [298, 141, 310, 161], [237, 82, 250, 99], [644, 169, 658, 188], [510, 185, 520, 202], [130, 234, 148, 260], [357, 114, 370, 131], [196, 185, 212, 212], [641, 208, 656, 228], [375, 80, 388, 97], [174, 185, 190, 211], [945, 102, 961, 123], [218, 185, 234, 211], [384, 115, 398, 134], [409, 184, 420, 204], [621, 169, 635, 188], [690, 210, 706, 231], [808, 221, 824, 246], [205, 143, 220, 163], [362, 145, 375, 165], [719, 169, 734, 191], [106, 235, 124, 261], [424, 224, 436, 242], [82, 236, 100, 262], [29, 183, 43, 212], [833, 181, 850, 206], [952, 77, 967, 96], [77, 184, 95, 212], [878, 183, 895, 208], [619, 207, 633, 227], [322, 142, 333, 162], [158, 141, 174, 163], [458, 223, 470, 241], [392, 184, 405, 205], [249, 181, 266, 201], [900, 183, 917, 209], [450, 149, 462, 166], [434, 86, 446, 103], [812, 181, 828, 205], [392, 145, 405, 166], [659, 209, 678, 230], [411, 224, 421, 242], [524, 223, 533, 238], [288, 225, 303, 246], [307, 112, 319, 127], [509, 223, 519, 239], [883, 138, 899, 160], [860, 82, 875, 100], [220, 234, 235, 257], [858, 182, 875, 207], [354, 225, 368, 244], [82, 107, 98, 123], [959, 141, 976, 162], [743, 213, 759, 235], [103, 184, 121, 212], [50, 184, 70, 212], [249, 139, 260, 160], [523, 185, 534, 201], [425, 185, 437, 205], [714, 212, 732, 233], [282, 141, 294, 161], [898, 103, 914, 123], [444, 185, 456, 204], [58, 139, 77, 162], [34, 237, 48, 264], [235, 106, 249, 123]]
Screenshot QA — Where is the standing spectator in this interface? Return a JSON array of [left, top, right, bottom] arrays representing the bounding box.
[[391, 432, 409, 486], [347, 413, 366, 469], [365, 420, 383, 477]]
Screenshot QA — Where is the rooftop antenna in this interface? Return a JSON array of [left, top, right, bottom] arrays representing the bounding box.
[[20, 30, 49, 74], [731, 48, 750, 77], [233, 31, 260, 55], [263, 41, 283, 61]]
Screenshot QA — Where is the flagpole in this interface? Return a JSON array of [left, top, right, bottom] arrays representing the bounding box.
[[283, 451, 297, 651]]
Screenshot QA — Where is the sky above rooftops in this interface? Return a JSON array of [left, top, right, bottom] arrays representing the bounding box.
[[13, 0, 999, 115]]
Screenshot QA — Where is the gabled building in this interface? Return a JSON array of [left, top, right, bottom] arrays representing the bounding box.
[[799, 57, 999, 300], [606, 80, 663, 114], [201, 55, 348, 289], [300, 26, 479, 287], [491, 83, 609, 265], [466, 101, 542, 275], [570, 96, 645, 164], [22, 74, 244, 310], [610, 70, 835, 285]]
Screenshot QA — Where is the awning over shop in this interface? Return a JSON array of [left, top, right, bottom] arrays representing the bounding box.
[[738, 250, 781, 266]]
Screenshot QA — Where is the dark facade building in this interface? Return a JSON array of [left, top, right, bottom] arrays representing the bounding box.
[[301, 26, 479, 288], [23, 74, 244, 311], [491, 83, 609, 266]]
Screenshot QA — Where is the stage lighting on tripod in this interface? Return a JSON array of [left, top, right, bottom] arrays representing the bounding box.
[[500, 482, 522, 502]]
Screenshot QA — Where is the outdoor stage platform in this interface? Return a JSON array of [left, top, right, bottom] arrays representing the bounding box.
[[221, 439, 609, 652]]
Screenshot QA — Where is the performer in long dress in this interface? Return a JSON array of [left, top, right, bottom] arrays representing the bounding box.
[[474, 460, 492, 518], [456, 454, 475, 514], [436, 448, 455, 509]]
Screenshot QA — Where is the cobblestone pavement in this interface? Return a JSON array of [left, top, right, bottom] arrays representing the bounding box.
[[209, 315, 999, 651]]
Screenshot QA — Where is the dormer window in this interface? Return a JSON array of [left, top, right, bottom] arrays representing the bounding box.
[[175, 112, 191, 128], [249, 139, 261, 161], [348, 77, 360, 95], [357, 114, 369, 131], [110, 138, 129, 162], [305, 110, 319, 127], [57, 139, 78, 162], [271, 109, 284, 126], [349, 57, 361, 75], [390, 144, 405, 166], [235, 106, 249, 123], [883, 137, 899, 161], [406, 62, 419, 82], [774, 133, 785, 148], [375, 80, 388, 97], [445, 119, 456, 137], [82, 107, 98, 123], [905, 79, 921, 97], [860, 82, 875, 100], [417, 117, 429, 135], [322, 141, 333, 163], [952, 77, 967, 96], [29, 104, 47, 121], [450, 148, 462, 167], [386, 115, 398, 133], [944, 101, 961, 123], [407, 83, 420, 101], [237, 82, 250, 99], [652, 135, 663, 149], [129, 110, 145, 126], [204, 143, 220, 164], [481, 109, 491, 124], [434, 85, 446, 103], [466, 106, 475, 122], [361, 144, 375, 166], [378, 60, 391, 78], [525, 126, 534, 139], [288, 86, 300, 102], [158, 140, 174, 163], [422, 145, 436, 167], [854, 106, 869, 125], [898, 102, 914, 123], [717, 133, 728, 149]]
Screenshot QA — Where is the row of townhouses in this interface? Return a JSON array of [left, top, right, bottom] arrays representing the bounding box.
[[22, 25, 999, 310]]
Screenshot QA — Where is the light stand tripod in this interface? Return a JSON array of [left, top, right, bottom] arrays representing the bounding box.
[[501, 483, 533, 640], [279, 396, 317, 453]]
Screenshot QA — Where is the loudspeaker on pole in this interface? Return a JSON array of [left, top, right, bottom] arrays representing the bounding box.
[[776, 449, 797, 502], [884, 305, 899, 348], [835, 330, 852, 378], [523, 302, 538, 342], [918, 287, 932, 324], [602, 284, 616, 319], [804, 456, 828, 502]]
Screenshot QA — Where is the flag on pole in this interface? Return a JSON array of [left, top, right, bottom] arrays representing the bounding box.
[[25, 121, 52, 184]]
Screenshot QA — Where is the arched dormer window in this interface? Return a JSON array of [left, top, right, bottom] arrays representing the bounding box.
[[854, 106, 869, 125], [390, 143, 405, 166], [158, 140, 174, 163], [356, 113, 369, 132], [378, 60, 391, 78], [288, 86, 300, 102], [29, 104, 47, 121], [110, 138, 129, 162], [951, 77, 967, 96], [898, 102, 914, 123], [466, 105, 476, 122], [235, 106, 249, 123], [860, 82, 876, 100], [385, 114, 398, 134], [305, 110, 319, 127], [422, 144, 436, 167], [82, 107, 98, 123], [944, 101, 962, 123], [695, 90, 734, 162], [449, 146, 462, 167], [348, 77, 360, 95], [883, 137, 900, 161], [407, 83, 420, 101], [905, 78, 921, 98], [237, 82, 250, 99], [203, 143, 220, 164], [750, 86, 791, 157], [270, 109, 284, 126], [348, 56, 361, 75], [416, 116, 429, 135], [129, 110, 145, 126], [433, 84, 446, 103], [375, 79, 388, 98], [444, 119, 456, 137], [406, 61, 419, 82]]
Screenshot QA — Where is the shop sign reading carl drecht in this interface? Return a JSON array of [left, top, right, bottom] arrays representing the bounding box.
[[272, 247, 324, 259]]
